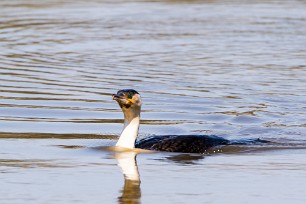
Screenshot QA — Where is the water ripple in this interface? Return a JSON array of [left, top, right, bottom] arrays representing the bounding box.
[[0, 0, 305, 140]]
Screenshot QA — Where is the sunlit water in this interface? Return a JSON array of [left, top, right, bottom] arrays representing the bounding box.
[[1, 0, 306, 203]]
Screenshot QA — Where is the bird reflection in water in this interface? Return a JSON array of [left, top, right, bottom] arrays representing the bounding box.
[[114, 149, 207, 204], [115, 151, 141, 204]]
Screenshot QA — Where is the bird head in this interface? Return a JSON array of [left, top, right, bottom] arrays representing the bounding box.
[[112, 89, 142, 110]]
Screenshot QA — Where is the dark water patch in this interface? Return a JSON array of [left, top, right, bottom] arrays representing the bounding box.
[[0, 159, 71, 168], [0, 132, 118, 139], [55, 145, 86, 149]]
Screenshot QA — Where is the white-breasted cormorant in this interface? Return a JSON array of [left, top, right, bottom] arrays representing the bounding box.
[[112, 89, 266, 153]]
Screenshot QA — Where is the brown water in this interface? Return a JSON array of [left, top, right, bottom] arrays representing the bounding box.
[[1, 0, 306, 203]]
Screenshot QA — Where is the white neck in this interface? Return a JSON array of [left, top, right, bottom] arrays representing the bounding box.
[[116, 107, 140, 149]]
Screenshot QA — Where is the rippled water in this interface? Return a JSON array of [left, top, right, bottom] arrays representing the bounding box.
[[1, 0, 306, 203]]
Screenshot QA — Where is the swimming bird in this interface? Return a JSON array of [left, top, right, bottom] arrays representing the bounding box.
[[112, 89, 266, 153]]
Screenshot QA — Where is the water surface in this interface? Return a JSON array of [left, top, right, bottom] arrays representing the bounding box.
[[1, 0, 306, 203]]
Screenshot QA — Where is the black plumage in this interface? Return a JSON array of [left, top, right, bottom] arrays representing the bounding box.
[[135, 135, 229, 153]]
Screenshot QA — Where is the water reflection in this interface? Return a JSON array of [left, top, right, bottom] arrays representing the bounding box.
[[114, 151, 206, 204], [115, 151, 141, 204], [165, 153, 205, 165]]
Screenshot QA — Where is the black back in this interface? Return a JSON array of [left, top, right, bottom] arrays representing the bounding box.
[[135, 135, 229, 153]]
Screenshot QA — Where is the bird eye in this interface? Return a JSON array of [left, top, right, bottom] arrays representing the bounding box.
[[127, 92, 133, 99]]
